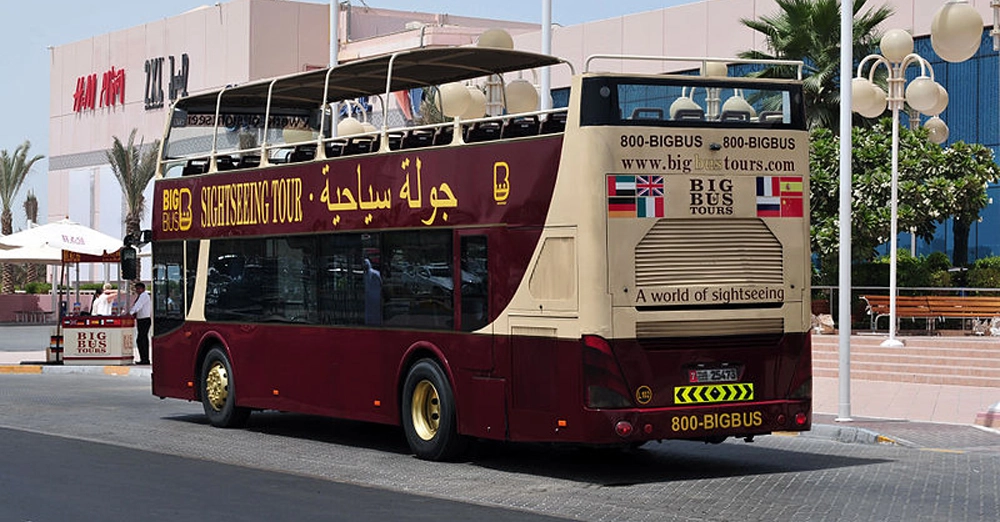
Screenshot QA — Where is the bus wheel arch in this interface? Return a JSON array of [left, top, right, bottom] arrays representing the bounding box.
[[400, 356, 468, 461], [199, 344, 251, 428]]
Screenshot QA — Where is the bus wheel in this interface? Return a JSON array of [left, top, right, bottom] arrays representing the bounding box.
[[401, 359, 467, 461], [200, 347, 250, 428]]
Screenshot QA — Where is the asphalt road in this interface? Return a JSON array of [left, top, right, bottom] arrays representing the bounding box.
[[0, 372, 998, 522], [0, 324, 54, 351], [0, 428, 567, 522]]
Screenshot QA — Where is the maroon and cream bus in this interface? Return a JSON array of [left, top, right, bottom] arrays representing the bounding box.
[[144, 45, 811, 460]]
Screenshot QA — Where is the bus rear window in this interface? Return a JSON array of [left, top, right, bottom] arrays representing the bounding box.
[[579, 76, 804, 128]]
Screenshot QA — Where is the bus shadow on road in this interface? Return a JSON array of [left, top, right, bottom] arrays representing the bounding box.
[[167, 411, 889, 486], [166, 411, 413, 455], [468, 438, 892, 486]]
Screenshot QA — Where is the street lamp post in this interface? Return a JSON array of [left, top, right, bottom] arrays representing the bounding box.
[[852, 29, 949, 348]]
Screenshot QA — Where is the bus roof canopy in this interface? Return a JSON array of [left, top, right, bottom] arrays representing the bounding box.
[[174, 47, 568, 113]]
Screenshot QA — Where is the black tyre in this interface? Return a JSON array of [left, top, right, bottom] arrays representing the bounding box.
[[401, 359, 467, 461], [200, 347, 251, 428]]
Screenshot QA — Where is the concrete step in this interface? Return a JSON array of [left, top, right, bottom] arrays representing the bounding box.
[[810, 334, 1000, 387], [812, 351, 1000, 369], [813, 358, 1000, 379], [812, 367, 1000, 388]]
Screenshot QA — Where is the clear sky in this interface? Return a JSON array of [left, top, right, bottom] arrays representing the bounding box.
[[0, 0, 692, 228]]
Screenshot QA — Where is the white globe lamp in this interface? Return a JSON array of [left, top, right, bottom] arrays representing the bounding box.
[[881, 29, 914, 63], [506, 80, 539, 113], [931, 1, 984, 63], [337, 116, 364, 136], [851, 78, 876, 114], [925, 116, 949, 144], [439, 82, 472, 118], [858, 85, 887, 118], [477, 28, 514, 49], [928, 84, 949, 116], [701, 61, 727, 77], [905, 77, 941, 115], [462, 86, 487, 119]]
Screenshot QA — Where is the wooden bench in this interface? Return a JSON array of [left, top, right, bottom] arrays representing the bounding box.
[[863, 295, 1000, 333], [861, 295, 936, 332]]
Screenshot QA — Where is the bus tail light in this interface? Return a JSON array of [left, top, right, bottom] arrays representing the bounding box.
[[614, 421, 634, 437], [582, 335, 632, 408], [795, 412, 808, 426]]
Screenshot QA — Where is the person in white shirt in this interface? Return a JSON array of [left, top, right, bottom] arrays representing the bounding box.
[[91, 283, 117, 315], [129, 282, 152, 364]]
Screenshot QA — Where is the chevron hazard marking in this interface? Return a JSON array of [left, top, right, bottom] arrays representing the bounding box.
[[673, 383, 754, 404]]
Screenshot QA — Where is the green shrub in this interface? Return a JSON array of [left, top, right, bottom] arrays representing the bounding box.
[[24, 282, 51, 294], [968, 256, 1000, 288]]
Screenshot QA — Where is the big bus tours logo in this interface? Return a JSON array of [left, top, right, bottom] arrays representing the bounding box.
[[162, 188, 193, 231]]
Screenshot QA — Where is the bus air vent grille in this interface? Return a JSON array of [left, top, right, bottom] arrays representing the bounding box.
[[636, 318, 783, 338], [635, 218, 782, 286]]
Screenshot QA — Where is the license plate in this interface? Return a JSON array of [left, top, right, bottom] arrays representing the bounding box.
[[689, 368, 738, 383]]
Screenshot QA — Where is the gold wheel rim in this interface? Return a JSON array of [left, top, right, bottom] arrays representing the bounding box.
[[411, 380, 440, 441], [205, 360, 229, 412]]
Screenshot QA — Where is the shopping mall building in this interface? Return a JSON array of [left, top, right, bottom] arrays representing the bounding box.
[[48, 0, 1000, 281]]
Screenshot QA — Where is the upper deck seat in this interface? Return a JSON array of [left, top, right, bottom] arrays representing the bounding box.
[[720, 110, 751, 122], [343, 137, 375, 155], [214, 155, 236, 171], [290, 144, 317, 162], [672, 108, 705, 121], [324, 139, 346, 158], [465, 121, 502, 143], [501, 115, 540, 138], [540, 111, 567, 134], [401, 129, 435, 149], [433, 126, 454, 145], [237, 155, 260, 169], [630, 107, 664, 120], [758, 111, 784, 123], [182, 159, 209, 176]]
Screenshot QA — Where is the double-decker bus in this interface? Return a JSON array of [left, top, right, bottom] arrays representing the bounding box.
[[143, 45, 811, 460]]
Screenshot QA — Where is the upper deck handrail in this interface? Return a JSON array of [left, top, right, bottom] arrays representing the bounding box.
[[584, 54, 804, 80]]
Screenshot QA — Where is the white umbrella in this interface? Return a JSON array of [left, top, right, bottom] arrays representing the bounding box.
[[0, 244, 64, 264], [0, 218, 122, 256]]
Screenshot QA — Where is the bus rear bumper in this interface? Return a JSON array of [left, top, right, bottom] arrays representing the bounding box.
[[584, 399, 811, 444]]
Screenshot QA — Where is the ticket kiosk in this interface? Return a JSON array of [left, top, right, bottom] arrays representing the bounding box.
[[61, 315, 135, 365]]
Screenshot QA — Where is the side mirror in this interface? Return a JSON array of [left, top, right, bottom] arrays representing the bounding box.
[[121, 247, 138, 280]]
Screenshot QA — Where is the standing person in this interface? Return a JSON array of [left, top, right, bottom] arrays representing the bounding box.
[[91, 283, 117, 316], [129, 282, 152, 365]]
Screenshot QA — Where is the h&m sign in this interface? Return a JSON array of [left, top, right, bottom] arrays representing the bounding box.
[[73, 67, 125, 113]]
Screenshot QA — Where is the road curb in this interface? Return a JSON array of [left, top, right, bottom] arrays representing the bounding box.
[[806, 423, 914, 447], [0, 363, 151, 378]]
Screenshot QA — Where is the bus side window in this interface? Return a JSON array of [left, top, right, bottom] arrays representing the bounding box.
[[460, 235, 488, 332]]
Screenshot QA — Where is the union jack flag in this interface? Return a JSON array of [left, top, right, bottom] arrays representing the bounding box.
[[636, 175, 664, 197]]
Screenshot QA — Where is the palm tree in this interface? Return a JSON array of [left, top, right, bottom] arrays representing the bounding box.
[[739, 0, 893, 131], [0, 141, 44, 293], [22, 190, 40, 284], [106, 129, 159, 280]]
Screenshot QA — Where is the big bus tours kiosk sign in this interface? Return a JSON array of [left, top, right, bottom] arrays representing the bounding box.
[[145, 45, 811, 460]]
